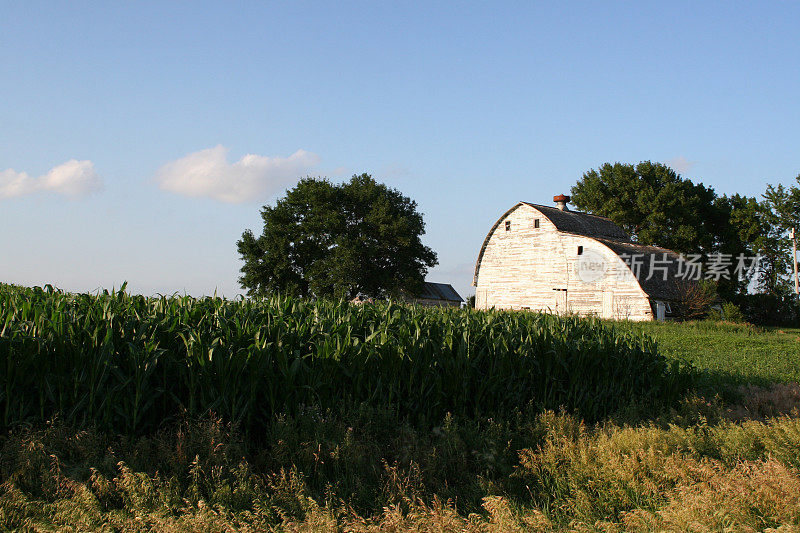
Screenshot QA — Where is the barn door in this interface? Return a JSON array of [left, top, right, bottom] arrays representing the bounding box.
[[602, 292, 614, 319], [553, 289, 568, 315]]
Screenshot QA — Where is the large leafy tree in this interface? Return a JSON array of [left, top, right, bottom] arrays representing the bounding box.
[[237, 174, 437, 299], [570, 161, 719, 254], [759, 175, 800, 295], [711, 193, 770, 296], [570, 161, 765, 297]]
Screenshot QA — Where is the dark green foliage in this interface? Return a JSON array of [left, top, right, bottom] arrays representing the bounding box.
[[712, 193, 770, 298], [759, 175, 800, 295], [237, 174, 438, 299], [570, 162, 769, 299], [0, 284, 691, 436], [731, 293, 800, 327], [570, 163, 800, 301], [570, 161, 720, 255]]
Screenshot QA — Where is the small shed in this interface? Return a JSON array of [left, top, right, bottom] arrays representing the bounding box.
[[411, 282, 464, 307]]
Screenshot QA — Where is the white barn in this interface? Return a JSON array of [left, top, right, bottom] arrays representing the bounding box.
[[472, 195, 684, 321]]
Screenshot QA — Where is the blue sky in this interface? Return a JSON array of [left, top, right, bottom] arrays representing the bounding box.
[[2, 1, 799, 299]]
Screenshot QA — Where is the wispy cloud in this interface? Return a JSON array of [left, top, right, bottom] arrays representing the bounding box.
[[666, 156, 696, 175], [380, 163, 411, 180], [0, 160, 102, 199], [155, 145, 321, 203]]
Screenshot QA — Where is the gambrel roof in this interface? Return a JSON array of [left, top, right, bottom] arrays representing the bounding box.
[[473, 202, 628, 286]]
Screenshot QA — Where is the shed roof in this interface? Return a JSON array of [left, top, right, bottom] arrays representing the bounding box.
[[417, 282, 463, 302]]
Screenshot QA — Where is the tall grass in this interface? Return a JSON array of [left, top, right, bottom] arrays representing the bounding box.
[[0, 283, 691, 434], [2, 409, 799, 531]]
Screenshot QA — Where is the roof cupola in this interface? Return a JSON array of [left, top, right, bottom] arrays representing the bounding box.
[[553, 194, 570, 211]]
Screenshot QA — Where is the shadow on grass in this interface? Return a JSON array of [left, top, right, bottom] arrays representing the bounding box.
[[692, 368, 778, 401]]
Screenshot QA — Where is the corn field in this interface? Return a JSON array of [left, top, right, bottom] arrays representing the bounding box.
[[0, 284, 690, 434]]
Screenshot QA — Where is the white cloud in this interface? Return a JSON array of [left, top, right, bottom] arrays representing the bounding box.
[[666, 156, 696, 175], [0, 159, 102, 199], [384, 163, 411, 179], [155, 145, 321, 203]]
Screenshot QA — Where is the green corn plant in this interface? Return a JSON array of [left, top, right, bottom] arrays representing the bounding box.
[[0, 282, 694, 435]]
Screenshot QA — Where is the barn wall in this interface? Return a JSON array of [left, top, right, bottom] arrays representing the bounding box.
[[474, 204, 653, 321]]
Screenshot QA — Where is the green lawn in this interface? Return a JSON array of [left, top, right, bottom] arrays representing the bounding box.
[[622, 320, 800, 388]]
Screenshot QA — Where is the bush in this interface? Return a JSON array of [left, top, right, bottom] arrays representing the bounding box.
[[3, 409, 800, 531], [708, 301, 746, 323], [732, 293, 800, 327], [674, 279, 718, 319], [722, 301, 746, 322]]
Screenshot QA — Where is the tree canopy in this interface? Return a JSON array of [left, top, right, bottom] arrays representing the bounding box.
[[237, 174, 437, 299], [569, 161, 779, 298], [570, 161, 721, 255], [760, 175, 800, 294]]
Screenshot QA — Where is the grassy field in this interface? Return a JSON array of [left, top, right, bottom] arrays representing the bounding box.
[[2, 285, 800, 531], [629, 320, 800, 387]]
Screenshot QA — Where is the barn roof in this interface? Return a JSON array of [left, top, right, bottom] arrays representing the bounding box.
[[521, 203, 629, 240], [417, 282, 463, 302]]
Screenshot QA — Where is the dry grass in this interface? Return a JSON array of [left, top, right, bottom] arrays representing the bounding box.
[[2, 406, 800, 532], [725, 382, 800, 421]]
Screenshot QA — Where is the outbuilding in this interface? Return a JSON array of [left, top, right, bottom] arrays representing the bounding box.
[[472, 195, 684, 320], [410, 282, 464, 307], [351, 282, 464, 308]]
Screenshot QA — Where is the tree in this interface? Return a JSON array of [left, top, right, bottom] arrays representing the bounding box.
[[570, 161, 764, 298], [237, 174, 438, 299], [570, 161, 719, 255], [710, 193, 768, 298], [758, 175, 800, 295]]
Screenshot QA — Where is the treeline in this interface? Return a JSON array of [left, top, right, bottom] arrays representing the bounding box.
[[572, 162, 800, 325]]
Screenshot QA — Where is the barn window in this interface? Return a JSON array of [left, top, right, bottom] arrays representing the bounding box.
[[577, 246, 583, 255], [505, 221, 511, 231], [534, 219, 540, 228]]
